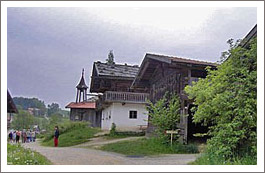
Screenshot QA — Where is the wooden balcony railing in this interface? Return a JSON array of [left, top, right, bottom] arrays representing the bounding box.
[[104, 91, 149, 103]]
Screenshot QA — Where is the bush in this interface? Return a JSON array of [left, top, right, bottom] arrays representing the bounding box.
[[185, 38, 257, 162], [146, 93, 181, 142], [109, 123, 117, 136]]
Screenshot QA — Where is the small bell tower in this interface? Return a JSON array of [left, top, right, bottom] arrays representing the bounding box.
[[76, 69, 88, 103]]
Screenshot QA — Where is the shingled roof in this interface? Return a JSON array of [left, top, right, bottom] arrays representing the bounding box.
[[94, 61, 139, 78], [65, 102, 96, 109], [76, 69, 88, 89], [145, 53, 218, 66], [131, 53, 217, 89]]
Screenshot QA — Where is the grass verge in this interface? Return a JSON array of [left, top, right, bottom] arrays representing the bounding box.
[[7, 144, 52, 165], [189, 152, 257, 165], [100, 137, 199, 156], [41, 122, 100, 147], [104, 131, 145, 140]]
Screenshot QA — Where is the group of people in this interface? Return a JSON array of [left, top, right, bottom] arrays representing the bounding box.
[[8, 129, 37, 143], [8, 126, 59, 147]]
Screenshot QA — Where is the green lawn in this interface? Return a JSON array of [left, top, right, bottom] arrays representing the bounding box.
[[7, 144, 51, 165], [100, 138, 199, 156], [41, 122, 100, 147]]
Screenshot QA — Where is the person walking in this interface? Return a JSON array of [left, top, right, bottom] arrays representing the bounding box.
[[54, 126, 59, 147], [12, 131, 16, 143], [32, 131, 36, 142], [16, 130, 20, 143], [29, 130, 32, 142], [26, 129, 30, 143], [8, 131, 13, 143], [23, 130, 27, 143]]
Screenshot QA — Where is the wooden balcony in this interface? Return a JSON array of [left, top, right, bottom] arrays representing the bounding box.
[[104, 91, 149, 103]]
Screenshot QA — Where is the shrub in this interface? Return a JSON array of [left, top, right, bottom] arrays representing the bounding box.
[[185, 38, 257, 161], [109, 123, 117, 136], [146, 93, 181, 142]]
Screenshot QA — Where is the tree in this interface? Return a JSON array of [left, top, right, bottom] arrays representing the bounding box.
[[106, 50, 115, 65], [13, 97, 47, 116], [185, 38, 257, 160], [146, 93, 181, 142], [11, 110, 34, 130], [47, 103, 60, 116]]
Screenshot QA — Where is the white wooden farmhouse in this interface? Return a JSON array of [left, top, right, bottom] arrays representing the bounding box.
[[90, 52, 149, 131]]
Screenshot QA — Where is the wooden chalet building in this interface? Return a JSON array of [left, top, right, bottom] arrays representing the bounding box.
[[90, 54, 149, 131], [7, 90, 18, 129], [131, 53, 217, 143], [66, 69, 101, 127]]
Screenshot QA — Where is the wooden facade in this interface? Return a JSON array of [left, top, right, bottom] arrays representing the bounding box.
[[90, 61, 149, 110], [69, 108, 101, 127], [131, 53, 217, 143]]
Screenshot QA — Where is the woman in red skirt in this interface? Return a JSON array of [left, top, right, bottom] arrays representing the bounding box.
[[54, 126, 59, 147]]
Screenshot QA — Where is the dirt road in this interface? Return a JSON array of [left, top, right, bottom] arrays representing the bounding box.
[[21, 139, 198, 165]]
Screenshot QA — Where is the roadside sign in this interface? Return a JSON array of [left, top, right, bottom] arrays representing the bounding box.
[[166, 130, 180, 147], [166, 130, 178, 134]]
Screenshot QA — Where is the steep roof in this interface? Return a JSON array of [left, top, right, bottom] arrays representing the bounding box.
[[94, 61, 139, 79], [145, 53, 218, 66], [65, 102, 96, 109], [76, 69, 88, 89], [7, 90, 18, 113], [131, 53, 217, 89]]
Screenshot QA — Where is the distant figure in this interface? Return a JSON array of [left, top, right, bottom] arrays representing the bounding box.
[[32, 131, 36, 142], [8, 131, 13, 143], [16, 130, 20, 143], [54, 126, 59, 147], [23, 130, 27, 143], [12, 131, 16, 143], [29, 130, 32, 142], [26, 129, 30, 143]]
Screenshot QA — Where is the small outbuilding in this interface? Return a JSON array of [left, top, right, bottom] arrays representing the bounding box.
[[65, 69, 101, 127]]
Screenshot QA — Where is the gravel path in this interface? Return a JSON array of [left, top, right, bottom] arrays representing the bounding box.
[[21, 140, 198, 165]]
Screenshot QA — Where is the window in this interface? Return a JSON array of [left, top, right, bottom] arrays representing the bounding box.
[[129, 111, 137, 119]]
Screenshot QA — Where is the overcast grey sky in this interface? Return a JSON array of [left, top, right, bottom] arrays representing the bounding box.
[[7, 7, 257, 109]]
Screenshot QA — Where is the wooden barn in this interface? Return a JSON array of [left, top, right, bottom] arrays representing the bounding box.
[[90, 54, 149, 131], [131, 53, 217, 143]]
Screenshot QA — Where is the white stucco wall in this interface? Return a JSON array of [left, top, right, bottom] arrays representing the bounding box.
[[101, 102, 148, 131]]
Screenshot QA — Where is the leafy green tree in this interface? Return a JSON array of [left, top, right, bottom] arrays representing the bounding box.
[[47, 103, 60, 116], [11, 110, 34, 130], [185, 38, 257, 160], [146, 93, 181, 141]]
